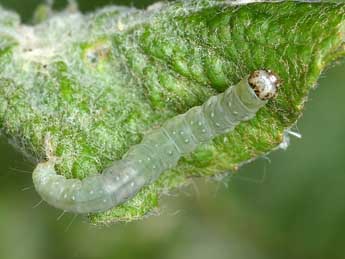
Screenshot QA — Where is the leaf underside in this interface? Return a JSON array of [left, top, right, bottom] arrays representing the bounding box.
[[0, 1, 344, 224]]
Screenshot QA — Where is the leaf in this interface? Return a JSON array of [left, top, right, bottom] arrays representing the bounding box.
[[0, 1, 344, 224]]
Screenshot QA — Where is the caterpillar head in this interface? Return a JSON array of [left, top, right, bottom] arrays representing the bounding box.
[[248, 69, 281, 100]]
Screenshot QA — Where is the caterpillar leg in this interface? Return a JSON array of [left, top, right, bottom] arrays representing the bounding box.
[[32, 69, 281, 214]]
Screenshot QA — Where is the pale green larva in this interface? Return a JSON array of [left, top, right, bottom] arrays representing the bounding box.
[[32, 69, 281, 214]]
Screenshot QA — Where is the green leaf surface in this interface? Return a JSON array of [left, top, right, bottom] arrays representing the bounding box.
[[0, 1, 344, 224]]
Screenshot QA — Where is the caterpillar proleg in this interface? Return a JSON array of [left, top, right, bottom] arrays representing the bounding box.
[[32, 70, 281, 214]]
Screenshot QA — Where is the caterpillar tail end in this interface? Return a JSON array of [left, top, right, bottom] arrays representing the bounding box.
[[32, 159, 116, 214], [32, 160, 58, 192]]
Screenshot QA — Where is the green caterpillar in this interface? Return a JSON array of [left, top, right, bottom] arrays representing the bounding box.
[[33, 70, 281, 213]]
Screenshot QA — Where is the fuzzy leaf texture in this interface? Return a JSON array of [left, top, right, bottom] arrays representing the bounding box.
[[0, 0, 344, 224]]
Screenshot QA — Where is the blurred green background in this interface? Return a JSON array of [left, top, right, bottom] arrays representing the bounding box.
[[1, 1, 345, 258]]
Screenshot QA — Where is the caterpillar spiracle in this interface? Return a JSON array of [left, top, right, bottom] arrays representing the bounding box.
[[32, 69, 281, 214]]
